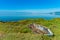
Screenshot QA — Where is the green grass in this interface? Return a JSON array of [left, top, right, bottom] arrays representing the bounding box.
[[0, 18, 60, 40], [0, 33, 52, 40]]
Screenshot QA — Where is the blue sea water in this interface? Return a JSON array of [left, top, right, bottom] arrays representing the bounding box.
[[0, 13, 60, 22], [0, 14, 60, 22]]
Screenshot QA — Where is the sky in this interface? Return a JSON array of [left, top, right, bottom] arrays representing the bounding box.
[[0, 0, 60, 15], [0, 0, 60, 10]]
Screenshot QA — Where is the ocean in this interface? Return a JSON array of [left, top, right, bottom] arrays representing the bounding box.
[[0, 12, 60, 22], [0, 14, 60, 22]]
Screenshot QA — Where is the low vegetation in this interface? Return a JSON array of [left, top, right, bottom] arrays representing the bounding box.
[[0, 18, 60, 40]]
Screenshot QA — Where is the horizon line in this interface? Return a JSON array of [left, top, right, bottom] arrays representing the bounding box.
[[0, 8, 60, 13]]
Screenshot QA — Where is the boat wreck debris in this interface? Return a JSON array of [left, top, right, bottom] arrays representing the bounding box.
[[29, 23, 53, 36]]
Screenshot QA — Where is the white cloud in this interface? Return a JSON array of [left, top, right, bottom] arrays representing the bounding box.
[[17, 8, 60, 13], [0, 8, 60, 13]]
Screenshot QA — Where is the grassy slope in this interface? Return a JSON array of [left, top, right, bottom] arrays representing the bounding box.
[[0, 18, 60, 40]]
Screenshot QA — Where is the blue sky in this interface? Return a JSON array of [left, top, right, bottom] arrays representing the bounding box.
[[0, 0, 60, 10], [0, 0, 60, 16]]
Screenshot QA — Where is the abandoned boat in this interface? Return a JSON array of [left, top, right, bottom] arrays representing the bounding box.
[[29, 23, 53, 36]]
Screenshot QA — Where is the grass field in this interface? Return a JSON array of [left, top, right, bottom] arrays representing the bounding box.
[[0, 18, 60, 40]]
